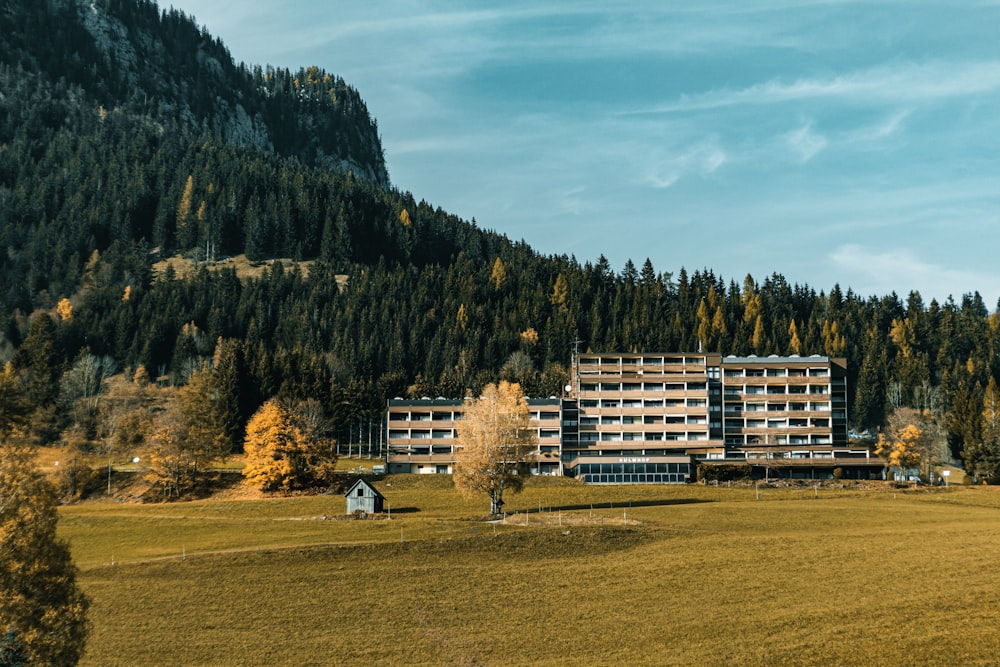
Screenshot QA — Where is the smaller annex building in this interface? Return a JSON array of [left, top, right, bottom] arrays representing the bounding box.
[[345, 478, 384, 514], [386, 397, 563, 476]]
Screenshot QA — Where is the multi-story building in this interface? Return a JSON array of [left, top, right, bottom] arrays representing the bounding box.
[[563, 352, 723, 483], [715, 355, 875, 478], [385, 352, 881, 482], [386, 397, 563, 475]]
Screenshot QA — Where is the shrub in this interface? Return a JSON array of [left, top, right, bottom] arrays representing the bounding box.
[[697, 463, 752, 483]]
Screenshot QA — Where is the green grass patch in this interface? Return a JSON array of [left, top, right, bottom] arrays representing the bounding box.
[[64, 480, 1000, 665]]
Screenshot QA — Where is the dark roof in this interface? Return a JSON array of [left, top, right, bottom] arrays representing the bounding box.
[[344, 477, 385, 499]]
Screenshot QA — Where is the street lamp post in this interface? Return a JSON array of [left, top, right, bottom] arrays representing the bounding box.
[[108, 456, 141, 497]]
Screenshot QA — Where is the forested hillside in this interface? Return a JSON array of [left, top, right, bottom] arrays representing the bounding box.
[[1, 0, 998, 480]]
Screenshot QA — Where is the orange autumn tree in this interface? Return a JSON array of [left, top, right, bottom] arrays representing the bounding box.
[[875, 423, 923, 481], [453, 381, 536, 516], [243, 400, 336, 492]]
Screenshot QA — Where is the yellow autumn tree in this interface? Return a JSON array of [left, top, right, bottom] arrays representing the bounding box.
[[550, 274, 569, 312], [520, 327, 539, 348], [0, 442, 90, 665], [453, 381, 536, 515], [788, 319, 802, 356], [243, 400, 336, 492], [56, 297, 73, 322], [141, 365, 228, 500], [696, 300, 711, 351], [143, 417, 198, 500], [176, 175, 194, 240], [176, 363, 229, 467], [752, 315, 766, 352], [875, 423, 923, 481], [489, 257, 508, 289]]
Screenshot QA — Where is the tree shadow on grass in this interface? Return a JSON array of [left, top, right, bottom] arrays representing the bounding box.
[[512, 498, 711, 514]]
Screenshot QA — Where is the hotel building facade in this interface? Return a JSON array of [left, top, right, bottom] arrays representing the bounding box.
[[386, 352, 881, 483]]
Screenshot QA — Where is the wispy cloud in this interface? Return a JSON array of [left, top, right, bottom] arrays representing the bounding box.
[[829, 244, 996, 301], [785, 121, 827, 162], [628, 60, 1000, 115], [842, 109, 912, 146], [645, 143, 728, 189]]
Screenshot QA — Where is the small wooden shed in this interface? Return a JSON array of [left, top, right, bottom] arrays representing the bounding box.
[[345, 478, 385, 514]]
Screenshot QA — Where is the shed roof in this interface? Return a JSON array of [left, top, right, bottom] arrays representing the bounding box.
[[344, 477, 385, 499]]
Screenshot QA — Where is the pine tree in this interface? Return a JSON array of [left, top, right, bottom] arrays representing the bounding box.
[[0, 444, 89, 665]]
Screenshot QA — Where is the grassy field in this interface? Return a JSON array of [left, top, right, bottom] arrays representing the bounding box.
[[61, 476, 1000, 665]]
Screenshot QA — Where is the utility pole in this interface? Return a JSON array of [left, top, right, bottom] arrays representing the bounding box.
[[571, 338, 583, 397]]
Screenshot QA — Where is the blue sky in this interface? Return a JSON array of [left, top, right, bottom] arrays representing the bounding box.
[[168, 1, 1000, 306]]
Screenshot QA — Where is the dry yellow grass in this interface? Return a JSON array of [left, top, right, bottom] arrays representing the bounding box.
[[150, 253, 349, 288], [63, 480, 1000, 666]]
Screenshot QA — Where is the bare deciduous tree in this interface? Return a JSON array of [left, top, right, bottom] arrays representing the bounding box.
[[453, 381, 536, 516]]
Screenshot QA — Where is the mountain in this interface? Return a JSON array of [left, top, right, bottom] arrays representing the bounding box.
[[0, 0, 504, 300], [1, 0, 388, 185]]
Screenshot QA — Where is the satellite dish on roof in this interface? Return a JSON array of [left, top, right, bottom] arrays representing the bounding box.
[[565, 384, 573, 393]]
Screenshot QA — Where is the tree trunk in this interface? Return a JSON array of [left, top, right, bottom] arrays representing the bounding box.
[[490, 478, 506, 515]]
